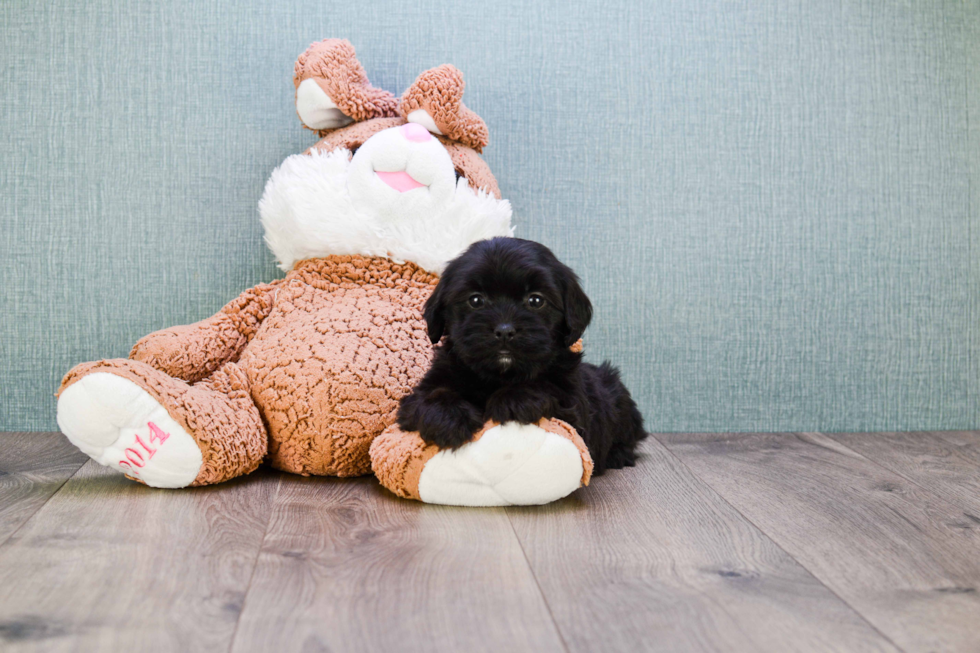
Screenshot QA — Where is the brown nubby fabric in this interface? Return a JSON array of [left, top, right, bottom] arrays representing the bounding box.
[[293, 39, 399, 135], [60, 255, 438, 484], [129, 282, 281, 383], [58, 359, 268, 487], [399, 64, 490, 153], [438, 139, 501, 199], [306, 117, 502, 199], [238, 256, 438, 477], [370, 418, 594, 501], [369, 425, 442, 500], [306, 116, 406, 156]]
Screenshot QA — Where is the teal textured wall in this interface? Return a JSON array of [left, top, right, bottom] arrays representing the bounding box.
[[1, 0, 977, 432]]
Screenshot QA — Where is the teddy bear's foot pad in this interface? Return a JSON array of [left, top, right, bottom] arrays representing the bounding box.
[[418, 422, 586, 506], [57, 373, 203, 488]]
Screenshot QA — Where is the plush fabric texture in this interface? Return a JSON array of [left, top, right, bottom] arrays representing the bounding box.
[[306, 117, 501, 199], [57, 372, 205, 488], [58, 255, 438, 483], [437, 139, 501, 199], [242, 256, 438, 476], [259, 140, 513, 274], [370, 418, 593, 504], [293, 39, 398, 134], [59, 358, 267, 486], [307, 117, 406, 156], [129, 281, 282, 383], [259, 148, 390, 271], [346, 123, 463, 224], [399, 65, 489, 153], [369, 422, 442, 500], [417, 421, 591, 506], [296, 79, 355, 132]]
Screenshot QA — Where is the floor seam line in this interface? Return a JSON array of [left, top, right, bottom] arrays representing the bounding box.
[[650, 432, 910, 653], [821, 431, 979, 516], [226, 472, 284, 653], [505, 511, 572, 653], [0, 455, 89, 551]]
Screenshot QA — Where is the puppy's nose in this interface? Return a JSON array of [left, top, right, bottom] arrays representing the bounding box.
[[494, 324, 517, 342], [401, 122, 432, 142]]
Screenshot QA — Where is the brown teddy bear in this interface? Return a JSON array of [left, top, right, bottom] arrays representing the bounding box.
[[56, 39, 592, 506]]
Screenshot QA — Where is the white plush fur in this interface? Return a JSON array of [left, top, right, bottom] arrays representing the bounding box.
[[295, 78, 354, 131], [57, 373, 203, 489], [347, 123, 459, 223], [417, 422, 585, 506], [406, 109, 443, 135], [259, 126, 514, 274]]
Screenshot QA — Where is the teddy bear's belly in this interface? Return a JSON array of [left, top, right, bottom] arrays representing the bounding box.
[[240, 277, 434, 477]]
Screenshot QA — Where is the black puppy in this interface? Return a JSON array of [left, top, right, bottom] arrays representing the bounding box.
[[397, 237, 646, 475]]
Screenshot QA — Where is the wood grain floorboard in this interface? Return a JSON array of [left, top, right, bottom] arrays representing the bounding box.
[[0, 433, 88, 547], [660, 431, 980, 653], [231, 475, 566, 653], [829, 431, 980, 517], [0, 460, 279, 653], [507, 437, 899, 653]]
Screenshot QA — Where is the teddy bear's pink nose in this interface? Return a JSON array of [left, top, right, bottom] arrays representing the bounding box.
[[401, 122, 432, 142]]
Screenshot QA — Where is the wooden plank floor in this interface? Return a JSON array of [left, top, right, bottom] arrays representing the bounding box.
[[1, 432, 978, 652]]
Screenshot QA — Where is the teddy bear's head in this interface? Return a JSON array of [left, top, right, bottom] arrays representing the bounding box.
[[260, 39, 513, 275]]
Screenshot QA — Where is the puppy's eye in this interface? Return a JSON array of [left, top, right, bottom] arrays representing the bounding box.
[[467, 294, 485, 309], [527, 293, 546, 309]]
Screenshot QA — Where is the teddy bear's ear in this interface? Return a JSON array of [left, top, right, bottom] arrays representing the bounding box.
[[399, 65, 489, 153], [293, 39, 399, 135]]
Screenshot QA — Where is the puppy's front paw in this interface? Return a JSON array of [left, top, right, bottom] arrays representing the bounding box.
[[485, 387, 556, 425], [419, 408, 483, 450], [408, 391, 484, 450]]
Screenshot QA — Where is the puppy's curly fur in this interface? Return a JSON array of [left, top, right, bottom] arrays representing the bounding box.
[[397, 237, 646, 475]]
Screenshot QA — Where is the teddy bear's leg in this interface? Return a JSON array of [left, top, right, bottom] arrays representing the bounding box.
[[57, 359, 267, 488], [370, 418, 594, 507]]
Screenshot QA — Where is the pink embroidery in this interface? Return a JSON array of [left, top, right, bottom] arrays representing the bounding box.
[[124, 448, 145, 467], [134, 433, 157, 458], [118, 460, 140, 476], [117, 422, 170, 474], [148, 421, 170, 445]]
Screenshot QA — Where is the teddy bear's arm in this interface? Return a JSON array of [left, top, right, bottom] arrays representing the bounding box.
[[128, 281, 282, 383], [371, 418, 593, 506]]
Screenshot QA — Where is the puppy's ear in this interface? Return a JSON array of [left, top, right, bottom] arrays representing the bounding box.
[[423, 279, 449, 344], [559, 267, 593, 348]]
